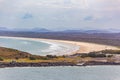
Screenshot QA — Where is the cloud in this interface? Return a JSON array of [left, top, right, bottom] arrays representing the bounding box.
[[84, 16, 93, 21], [0, 0, 119, 30], [22, 13, 33, 19], [87, 0, 120, 11]]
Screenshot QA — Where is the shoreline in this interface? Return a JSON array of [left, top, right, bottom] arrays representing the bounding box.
[[1, 61, 120, 68], [0, 36, 80, 56], [0, 36, 120, 68], [0, 36, 119, 56]]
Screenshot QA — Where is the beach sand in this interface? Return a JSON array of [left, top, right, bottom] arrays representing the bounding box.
[[0, 36, 119, 55], [39, 39, 120, 54]]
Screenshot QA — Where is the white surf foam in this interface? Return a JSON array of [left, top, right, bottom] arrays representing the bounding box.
[[0, 36, 80, 56], [40, 40, 80, 56]]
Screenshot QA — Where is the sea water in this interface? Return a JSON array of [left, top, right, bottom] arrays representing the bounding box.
[[0, 66, 120, 80], [0, 38, 119, 80], [0, 37, 51, 55], [0, 37, 79, 56]]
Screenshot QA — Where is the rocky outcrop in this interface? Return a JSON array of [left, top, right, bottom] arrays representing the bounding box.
[[0, 62, 76, 68]]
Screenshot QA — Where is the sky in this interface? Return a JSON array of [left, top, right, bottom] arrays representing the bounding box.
[[0, 0, 120, 30]]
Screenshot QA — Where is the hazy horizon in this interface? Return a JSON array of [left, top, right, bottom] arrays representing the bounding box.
[[0, 0, 120, 30]]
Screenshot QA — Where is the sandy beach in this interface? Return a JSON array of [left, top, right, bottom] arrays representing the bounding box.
[[0, 36, 119, 55]]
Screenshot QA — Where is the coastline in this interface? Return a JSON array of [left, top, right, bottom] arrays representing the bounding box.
[[0, 36, 120, 68], [1, 61, 120, 68], [0, 36, 120, 55], [0, 36, 119, 56]]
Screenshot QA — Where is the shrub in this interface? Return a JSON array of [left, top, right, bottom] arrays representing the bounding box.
[[40, 57, 49, 60], [62, 55, 66, 58], [46, 55, 57, 58], [81, 53, 106, 58], [15, 57, 19, 60], [102, 50, 120, 54], [81, 54, 88, 58], [0, 57, 4, 61], [29, 56, 36, 60], [107, 55, 113, 57], [89, 53, 106, 57]]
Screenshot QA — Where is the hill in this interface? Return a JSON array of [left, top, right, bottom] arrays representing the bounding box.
[[0, 47, 32, 59]]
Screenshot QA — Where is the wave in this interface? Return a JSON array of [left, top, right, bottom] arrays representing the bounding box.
[[40, 40, 80, 56], [0, 36, 80, 56]]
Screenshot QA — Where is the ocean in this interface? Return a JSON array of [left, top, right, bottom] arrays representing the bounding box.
[[0, 37, 51, 55], [0, 37, 79, 56], [0, 37, 119, 80], [0, 66, 120, 80]]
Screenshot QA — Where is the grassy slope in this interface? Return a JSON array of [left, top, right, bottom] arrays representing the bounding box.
[[0, 47, 32, 59], [0, 47, 78, 63], [0, 47, 120, 63]]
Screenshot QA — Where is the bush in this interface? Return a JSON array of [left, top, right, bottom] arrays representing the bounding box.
[[29, 56, 36, 60], [102, 50, 120, 54], [81, 53, 106, 58], [40, 57, 49, 60], [0, 57, 4, 61], [81, 54, 88, 58], [107, 55, 113, 58], [15, 57, 19, 60], [89, 53, 106, 57], [46, 55, 57, 58]]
